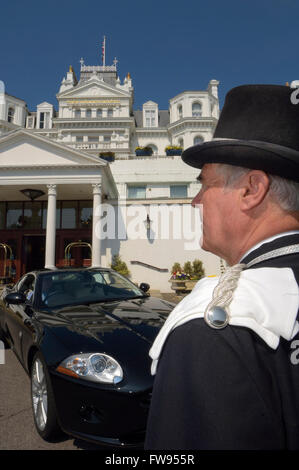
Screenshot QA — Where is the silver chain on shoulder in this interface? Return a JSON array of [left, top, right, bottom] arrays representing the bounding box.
[[204, 264, 245, 329], [246, 244, 299, 268], [204, 244, 299, 329]]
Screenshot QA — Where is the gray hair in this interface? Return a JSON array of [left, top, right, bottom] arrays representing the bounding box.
[[216, 163, 299, 212]]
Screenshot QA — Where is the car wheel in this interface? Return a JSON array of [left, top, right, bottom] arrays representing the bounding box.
[[31, 352, 61, 441]]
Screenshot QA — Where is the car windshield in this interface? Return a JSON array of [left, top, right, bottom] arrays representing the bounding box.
[[39, 269, 145, 309]]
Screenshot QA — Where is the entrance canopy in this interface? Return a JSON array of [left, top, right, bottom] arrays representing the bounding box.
[[0, 128, 118, 200], [0, 129, 118, 278]]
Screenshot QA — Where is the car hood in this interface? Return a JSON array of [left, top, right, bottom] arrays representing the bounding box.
[[38, 296, 174, 352], [36, 296, 175, 390]]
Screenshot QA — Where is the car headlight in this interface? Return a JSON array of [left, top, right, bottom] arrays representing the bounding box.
[[56, 353, 123, 384]]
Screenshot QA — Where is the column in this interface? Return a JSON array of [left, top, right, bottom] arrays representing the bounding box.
[[45, 184, 57, 269], [0, 83, 6, 121], [92, 183, 102, 268]]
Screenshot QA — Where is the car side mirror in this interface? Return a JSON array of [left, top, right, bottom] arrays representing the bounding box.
[[139, 283, 150, 293], [5, 292, 26, 305]]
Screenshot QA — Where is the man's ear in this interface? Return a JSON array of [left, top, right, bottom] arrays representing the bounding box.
[[239, 171, 270, 211]]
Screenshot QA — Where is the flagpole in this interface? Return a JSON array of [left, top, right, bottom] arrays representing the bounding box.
[[102, 35, 106, 66]]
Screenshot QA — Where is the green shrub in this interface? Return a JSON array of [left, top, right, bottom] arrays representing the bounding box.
[[111, 254, 130, 277], [171, 260, 205, 280], [192, 259, 205, 280], [183, 261, 193, 276], [171, 262, 182, 274]]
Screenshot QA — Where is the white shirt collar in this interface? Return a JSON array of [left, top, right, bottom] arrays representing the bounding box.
[[150, 267, 299, 375]]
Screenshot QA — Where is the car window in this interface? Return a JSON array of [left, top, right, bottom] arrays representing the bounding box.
[[101, 272, 136, 289], [14, 275, 28, 291], [18, 274, 36, 302], [39, 269, 144, 309], [91, 272, 106, 284]]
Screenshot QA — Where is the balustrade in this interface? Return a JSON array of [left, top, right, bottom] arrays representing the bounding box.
[[70, 142, 128, 150]]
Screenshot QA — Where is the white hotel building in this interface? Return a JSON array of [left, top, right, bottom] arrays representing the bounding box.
[[0, 57, 221, 291]]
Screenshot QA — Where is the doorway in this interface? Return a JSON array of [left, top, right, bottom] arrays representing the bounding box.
[[23, 235, 46, 272]]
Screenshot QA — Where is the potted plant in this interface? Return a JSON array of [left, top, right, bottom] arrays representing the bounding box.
[[99, 151, 115, 163], [169, 262, 191, 293], [135, 146, 153, 156], [169, 260, 205, 293], [165, 145, 183, 156], [185, 259, 205, 289]]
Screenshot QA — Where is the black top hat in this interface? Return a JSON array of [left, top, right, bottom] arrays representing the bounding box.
[[182, 84, 299, 182]]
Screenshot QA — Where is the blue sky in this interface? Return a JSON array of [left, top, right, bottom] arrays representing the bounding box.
[[1, 0, 298, 111]]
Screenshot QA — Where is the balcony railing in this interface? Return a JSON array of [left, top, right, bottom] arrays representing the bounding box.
[[80, 65, 117, 72], [69, 142, 129, 150]]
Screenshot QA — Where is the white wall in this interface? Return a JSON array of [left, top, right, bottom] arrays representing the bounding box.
[[102, 202, 221, 292], [111, 154, 201, 198], [119, 239, 221, 293], [106, 156, 221, 291]]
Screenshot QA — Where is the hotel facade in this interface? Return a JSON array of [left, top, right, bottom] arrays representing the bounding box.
[[0, 57, 221, 291]]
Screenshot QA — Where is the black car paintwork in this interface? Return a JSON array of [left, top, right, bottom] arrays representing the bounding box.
[[35, 299, 168, 390], [0, 269, 173, 446]]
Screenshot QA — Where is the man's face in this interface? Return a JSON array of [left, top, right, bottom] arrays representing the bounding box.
[[191, 163, 241, 259]]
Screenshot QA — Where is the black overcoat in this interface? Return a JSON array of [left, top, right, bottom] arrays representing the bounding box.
[[145, 234, 299, 450]]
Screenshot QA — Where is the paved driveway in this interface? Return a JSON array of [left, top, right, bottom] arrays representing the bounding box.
[[0, 291, 182, 450], [0, 348, 109, 450]]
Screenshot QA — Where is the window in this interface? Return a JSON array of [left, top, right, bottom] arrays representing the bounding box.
[[6, 202, 23, 228], [145, 109, 156, 127], [75, 109, 81, 118], [127, 186, 146, 199], [7, 107, 14, 123], [24, 202, 42, 229], [178, 138, 184, 149], [76, 136, 83, 142], [86, 109, 92, 118], [107, 109, 113, 117], [192, 102, 202, 117], [18, 273, 36, 302], [40, 112, 50, 129], [147, 144, 158, 155], [61, 201, 77, 229], [177, 105, 183, 120], [26, 116, 35, 128], [194, 136, 203, 145], [97, 109, 102, 118], [88, 137, 98, 143], [170, 185, 188, 198], [0, 202, 5, 229], [79, 201, 93, 228], [104, 135, 111, 142]]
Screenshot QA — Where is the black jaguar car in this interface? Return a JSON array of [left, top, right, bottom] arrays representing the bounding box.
[[0, 268, 174, 447]]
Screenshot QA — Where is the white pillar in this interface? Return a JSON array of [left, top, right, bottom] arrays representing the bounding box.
[[92, 183, 102, 267], [0, 83, 6, 121], [45, 184, 57, 269]]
